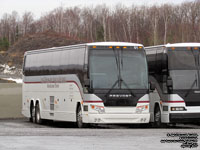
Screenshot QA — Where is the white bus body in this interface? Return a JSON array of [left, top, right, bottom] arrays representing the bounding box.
[[22, 42, 150, 127]]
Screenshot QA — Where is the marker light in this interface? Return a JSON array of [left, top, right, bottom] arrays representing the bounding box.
[[171, 47, 175, 50], [116, 46, 120, 49], [93, 46, 96, 48], [139, 46, 143, 49], [109, 46, 113, 49], [123, 46, 127, 49], [187, 47, 191, 50], [91, 105, 95, 109], [171, 107, 186, 111], [194, 47, 198, 50]]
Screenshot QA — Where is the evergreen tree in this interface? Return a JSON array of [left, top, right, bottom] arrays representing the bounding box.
[[0, 37, 9, 51]]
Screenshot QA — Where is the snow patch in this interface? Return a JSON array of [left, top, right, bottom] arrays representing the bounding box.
[[0, 64, 17, 74], [0, 64, 22, 75], [2, 78, 22, 84]]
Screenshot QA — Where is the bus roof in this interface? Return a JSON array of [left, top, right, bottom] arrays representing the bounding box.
[[25, 42, 144, 55], [87, 42, 143, 47], [166, 43, 200, 47], [145, 43, 200, 49]]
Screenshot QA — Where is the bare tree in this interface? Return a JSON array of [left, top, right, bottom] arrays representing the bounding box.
[[22, 12, 34, 35]]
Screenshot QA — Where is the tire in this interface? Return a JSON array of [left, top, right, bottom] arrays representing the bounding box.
[[29, 105, 33, 122], [35, 103, 43, 124], [76, 105, 87, 128], [154, 106, 162, 128], [30, 105, 36, 123]]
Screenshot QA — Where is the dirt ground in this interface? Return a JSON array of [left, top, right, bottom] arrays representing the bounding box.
[[0, 83, 23, 118]]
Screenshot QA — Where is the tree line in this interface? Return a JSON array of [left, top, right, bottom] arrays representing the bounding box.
[[0, 0, 200, 51]]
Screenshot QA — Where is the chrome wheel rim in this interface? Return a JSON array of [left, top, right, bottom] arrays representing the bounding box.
[[36, 107, 40, 123], [31, 107, 35, 123]]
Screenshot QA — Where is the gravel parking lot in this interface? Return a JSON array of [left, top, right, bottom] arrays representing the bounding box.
[[0, 119, 199, 150], [0, 83, 199, 149]]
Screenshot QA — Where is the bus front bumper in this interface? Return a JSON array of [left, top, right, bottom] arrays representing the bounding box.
[[83, 113, 150, 124], [169, 113, 200, 123]]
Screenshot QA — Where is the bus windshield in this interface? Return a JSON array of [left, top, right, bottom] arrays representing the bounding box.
[[168, 47, 200, 90], [89, 47, 148, 89], [168, 48, 196, 70]]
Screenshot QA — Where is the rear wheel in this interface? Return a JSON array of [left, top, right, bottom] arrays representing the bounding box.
[[35, 103, 43, 124], [30, 105, 36, 123]]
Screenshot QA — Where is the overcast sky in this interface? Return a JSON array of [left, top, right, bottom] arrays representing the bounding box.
[[0, 0, 195, 19]]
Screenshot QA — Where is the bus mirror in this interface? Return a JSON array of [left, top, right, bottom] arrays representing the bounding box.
[[167, 77, 173, 93], [150, 82, 155, 91], [83, 64, 88, 72], [167, 77, 173, 88], [84, 79, 90, 87]]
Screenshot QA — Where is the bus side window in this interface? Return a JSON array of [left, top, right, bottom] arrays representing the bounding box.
[[23, 56, 26, 75]]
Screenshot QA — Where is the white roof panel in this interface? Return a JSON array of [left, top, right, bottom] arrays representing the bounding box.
[[25, 42, 143, 55], [166, 43, 200, 47], [87, 42, 143, 47]]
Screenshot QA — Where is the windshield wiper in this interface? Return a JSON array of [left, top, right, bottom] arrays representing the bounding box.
[[104, 48, 120, 98], [105, 77, 136, 98], [112, 47, 120, 87], [105, 47, 120, 97], [105, 79, 119, 98], [105, 47, 136, 98], [184, 74, 197, 97], [121, 48, 123, 69], [120, 78, 136, 97]]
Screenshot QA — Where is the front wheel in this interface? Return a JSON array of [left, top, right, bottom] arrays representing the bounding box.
[[76, 105, 87, 128], [154, 106, 162, 128]]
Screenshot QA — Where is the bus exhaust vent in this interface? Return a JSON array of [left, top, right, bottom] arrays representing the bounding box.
[[50, 96, 54, 111]]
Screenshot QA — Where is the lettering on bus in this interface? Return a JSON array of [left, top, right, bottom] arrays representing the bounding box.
[[47, 83, 59, 88], [41, 77, 66, 83]]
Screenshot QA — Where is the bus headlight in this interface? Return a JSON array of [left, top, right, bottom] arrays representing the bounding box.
[[136, 105, 148, 113], [171, 107, 186, 111], [90, 105, 105, 114]]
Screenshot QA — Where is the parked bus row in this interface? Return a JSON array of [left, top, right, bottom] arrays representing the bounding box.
[[21, 42, 200, 127]]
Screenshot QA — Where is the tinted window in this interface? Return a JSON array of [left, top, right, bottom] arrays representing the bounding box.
[[89, 47, 148, 89], [24, 47, 86, 78], [170, 70, 198, 89], [168, 49, 196, 70]]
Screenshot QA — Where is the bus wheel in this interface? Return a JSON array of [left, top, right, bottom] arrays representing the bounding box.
[[76, 105, 86, 128], [35, 103, 43, 124], [154, 106, 162, 128], [30, 105, 36, 123]]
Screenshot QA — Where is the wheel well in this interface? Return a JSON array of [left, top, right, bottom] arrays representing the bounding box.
[[30, 101, 34, 109], [30, 100, 34, 115], [154, 103, 160, 113], [76, 102, 81, 113], [35, 100, 39, 106]]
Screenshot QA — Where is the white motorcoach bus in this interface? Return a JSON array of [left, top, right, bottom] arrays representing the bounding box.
[[145, 43, 200, 127], [22, 42, 151, 127]]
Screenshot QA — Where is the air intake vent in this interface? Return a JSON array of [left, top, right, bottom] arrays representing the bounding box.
[[50, 96, 54, 111]]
